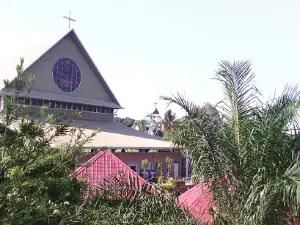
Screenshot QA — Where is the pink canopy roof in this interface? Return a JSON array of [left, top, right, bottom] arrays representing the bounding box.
[[178, 183, 213, 224]]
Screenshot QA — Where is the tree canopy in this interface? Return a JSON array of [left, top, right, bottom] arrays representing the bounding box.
[[161, 60, 300, 224], [117, 117, 135, 127]]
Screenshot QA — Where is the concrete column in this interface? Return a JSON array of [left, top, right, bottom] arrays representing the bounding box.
[[185, 151, 189, 178]]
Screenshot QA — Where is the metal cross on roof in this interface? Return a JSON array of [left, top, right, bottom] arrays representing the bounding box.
[[63, 11, 76, 29]]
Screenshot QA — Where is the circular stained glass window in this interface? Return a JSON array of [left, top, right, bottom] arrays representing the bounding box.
[[52, 58, 81, 92]]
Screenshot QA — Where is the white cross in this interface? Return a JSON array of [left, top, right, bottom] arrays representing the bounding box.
[[63, 11, 76, 29]]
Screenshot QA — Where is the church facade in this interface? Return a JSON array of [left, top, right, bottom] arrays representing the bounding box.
[[1, 29, 121, 122], [0, 29, 189, 178]]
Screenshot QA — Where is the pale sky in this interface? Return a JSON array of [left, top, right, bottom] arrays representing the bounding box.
[[1, 0, 300, 119]]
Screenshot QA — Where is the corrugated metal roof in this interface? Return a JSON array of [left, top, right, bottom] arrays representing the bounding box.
[[76, 150, 148, 188], [178, 183, 212, 223], [51, 120, 176, 149]]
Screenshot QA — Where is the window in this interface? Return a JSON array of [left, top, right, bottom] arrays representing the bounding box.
[[37, 99, 43, 106], [107, 108, 113, 114], [52, 58, 81, 93], [155, 162, 163, 171], [43, 100, 49, 107], [17, 97, 24, 104], [87, 105, 93, 112], [25, 100, 116, 113], [49, 101, 55, 108], [60, 102, 66, 109], [25, 98, 31, 105], [66, 103, 72, 110], [54, 102, 60, 108], [72, 104, 78, 110], [31, 99, 38, 106]]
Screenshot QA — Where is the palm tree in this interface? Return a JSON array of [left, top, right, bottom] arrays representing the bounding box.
[[160, 60, 300, 224], [163, 109, 177, 131]]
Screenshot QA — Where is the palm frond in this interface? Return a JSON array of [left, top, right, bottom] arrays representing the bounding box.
[[243, 158, 300, 224], [263, 84, 300, 130], [160, 92, 202, 119], [215, 60, 261, 151]]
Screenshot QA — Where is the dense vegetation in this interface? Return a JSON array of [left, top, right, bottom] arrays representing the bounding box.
[[161, 60, 300, 224], [0, 58, 199, 225], [3, 58, 299, 224]]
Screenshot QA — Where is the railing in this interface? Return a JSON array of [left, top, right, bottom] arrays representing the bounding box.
[[182, 177, 192, 183]]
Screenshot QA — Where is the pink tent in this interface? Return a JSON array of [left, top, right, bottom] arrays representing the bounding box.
[[178, 183, 213, 224], [76, 150, 149, 193]]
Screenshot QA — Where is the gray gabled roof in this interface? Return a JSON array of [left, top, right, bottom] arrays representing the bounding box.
[[0, 29, 122, 108]]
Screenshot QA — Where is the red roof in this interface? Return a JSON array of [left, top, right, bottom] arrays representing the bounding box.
[[75, 150, 154, 198], [76, 150, 147, 186], [178, 183, 213, 224]]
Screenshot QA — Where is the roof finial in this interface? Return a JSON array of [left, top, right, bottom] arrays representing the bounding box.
[[63, 11, 76, 29]]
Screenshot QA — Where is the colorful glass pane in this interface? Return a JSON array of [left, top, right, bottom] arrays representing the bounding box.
[[52, 58, 81, 92]]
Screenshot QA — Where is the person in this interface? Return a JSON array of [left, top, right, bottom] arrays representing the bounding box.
[[150, 170, 155, 183], [138, 169, 143, 177], [158, 172, 164, 184], [147, 170, 151, 180], [166, 169, 170, 178]]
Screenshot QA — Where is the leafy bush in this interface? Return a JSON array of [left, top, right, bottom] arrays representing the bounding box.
[[159, 182, 174, 191], [191, 174, 201, 184]]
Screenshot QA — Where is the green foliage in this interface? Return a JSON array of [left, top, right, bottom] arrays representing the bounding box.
[[160, 182, 174, 191], [160, 178, 187, 195], [161, 60, 300, 224], [160, 178, 177, 191], [163, 109, 178, 132], [140, 159, 149, 172], [191, 174, 201, 185], [134, 119, 148, 132], [118, 117, 135, 127], [0, 59, 200, 225]]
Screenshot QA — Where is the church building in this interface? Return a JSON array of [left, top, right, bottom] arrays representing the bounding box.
[[0, 29, 189, 178]]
